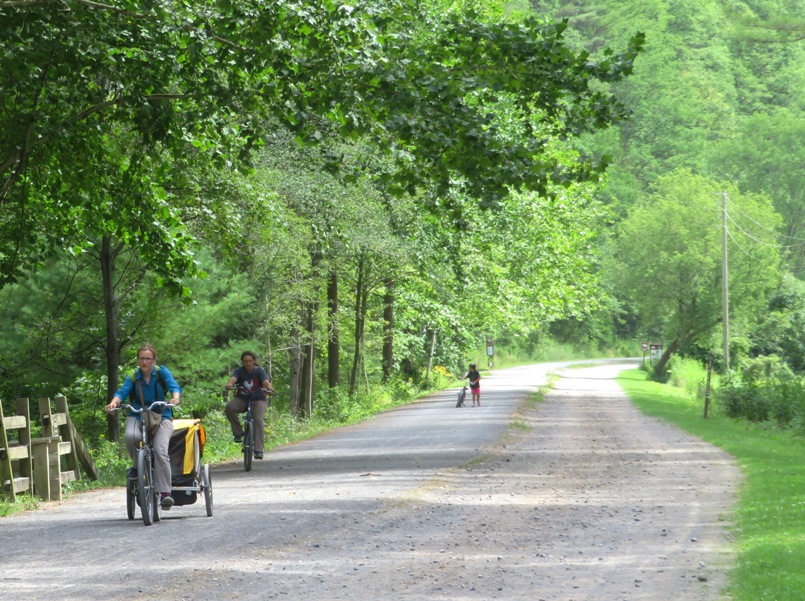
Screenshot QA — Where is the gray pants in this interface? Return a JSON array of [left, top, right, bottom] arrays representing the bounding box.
[[124, 416, 174, 494], [225, 398, 267, 452]]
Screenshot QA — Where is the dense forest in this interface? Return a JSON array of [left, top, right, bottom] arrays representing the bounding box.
[[1, 0, 804, 452]]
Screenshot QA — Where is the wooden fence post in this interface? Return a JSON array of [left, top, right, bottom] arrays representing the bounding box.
[[31, 436, 61, 501], [38, 397, 79, 490], [39, 396, 99, 485], [55, 396, 99, 481], [0, 399, 33, 501]]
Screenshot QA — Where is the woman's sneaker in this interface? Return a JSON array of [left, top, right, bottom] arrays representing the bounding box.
[[160, 493, 174, 510]]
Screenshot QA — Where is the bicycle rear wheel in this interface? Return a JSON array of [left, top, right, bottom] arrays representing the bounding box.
[[243, 419, 254, 472]]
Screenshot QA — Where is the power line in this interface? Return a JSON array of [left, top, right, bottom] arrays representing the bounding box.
[[728, 195, 805, 243], [725, 213, 779, 247], [727, 211, 805, 250], [725, 227, 751, 255]]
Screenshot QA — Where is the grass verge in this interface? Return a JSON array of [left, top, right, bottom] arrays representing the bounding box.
[[617, 368, 805, 601], [0, 493, 39, 518]]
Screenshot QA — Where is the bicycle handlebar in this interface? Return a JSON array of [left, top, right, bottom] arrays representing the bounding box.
[[230, 385, 273, 395], [111, 401, 180, 414]]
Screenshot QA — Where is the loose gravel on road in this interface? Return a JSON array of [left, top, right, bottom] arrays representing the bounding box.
[[0, 363, 740, 601]]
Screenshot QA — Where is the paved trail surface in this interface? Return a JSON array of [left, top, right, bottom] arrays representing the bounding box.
[[0, 362, 739, 601]]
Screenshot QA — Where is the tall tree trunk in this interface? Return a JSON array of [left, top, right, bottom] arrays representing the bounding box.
[[424, 328, 437, 386], [307, 340, 315, 415], [401, 329, 416, 380], [652, 338, 680, 379], [327, 271, 340, 388], [349, 253, 367, 396], [288, 329, 302, 417], [382, 277, 394, 383], [100, 236, 120, 442], [299, 304, 316, 417], [299, 248, 321, 415]]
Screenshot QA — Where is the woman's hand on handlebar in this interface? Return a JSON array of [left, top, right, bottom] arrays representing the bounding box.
[[230, 385, 274, 395]]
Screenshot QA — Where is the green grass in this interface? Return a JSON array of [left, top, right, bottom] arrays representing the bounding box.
[[618, 368, 805, 601], [0, 493, 39, 518]]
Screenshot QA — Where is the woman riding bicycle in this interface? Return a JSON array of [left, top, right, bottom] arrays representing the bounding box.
[[224, 351, 274, 459], [104, 343, 182, 509]]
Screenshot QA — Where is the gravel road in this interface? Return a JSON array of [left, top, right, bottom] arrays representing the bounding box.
[[0, 361, 740, 601]]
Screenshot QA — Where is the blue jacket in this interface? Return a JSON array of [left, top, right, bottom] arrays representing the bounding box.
[[115, 366, 181, 419]]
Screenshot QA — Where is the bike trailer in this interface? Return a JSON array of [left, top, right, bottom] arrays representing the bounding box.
[[168, 418, 206, 506]]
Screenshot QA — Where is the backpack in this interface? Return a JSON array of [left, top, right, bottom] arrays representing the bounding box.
[[127, 365, 169, 403]]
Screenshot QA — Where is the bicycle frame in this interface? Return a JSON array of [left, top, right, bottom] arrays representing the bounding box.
[[242, 399, 255, 472], [233, 386, 271, 472], [456, 385, 468, 408], [115, 401, 176, 526]]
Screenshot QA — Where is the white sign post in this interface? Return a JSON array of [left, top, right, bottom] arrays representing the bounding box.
[[486, 338, 494, 368]]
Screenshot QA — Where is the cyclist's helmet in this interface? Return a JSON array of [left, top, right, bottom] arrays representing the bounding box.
[[469, 363, 476, 368]]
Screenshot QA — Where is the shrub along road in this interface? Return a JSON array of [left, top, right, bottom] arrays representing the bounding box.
[[0, 361, 739, 601]]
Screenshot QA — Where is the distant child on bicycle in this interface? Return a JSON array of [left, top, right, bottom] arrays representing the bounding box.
[[105, 343, 182, 509], [224, 351, 274, 459], [463, 363, 481, 406]]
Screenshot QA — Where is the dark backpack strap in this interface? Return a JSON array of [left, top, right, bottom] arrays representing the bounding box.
[[128, 369, 139, 402], [128, 366, 169, 404], [155, 365, 168, 399], [136, 378, 146, 407]]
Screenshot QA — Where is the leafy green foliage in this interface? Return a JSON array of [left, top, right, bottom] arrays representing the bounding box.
[[1, 0, 642, 292], [717, 356, 805, 429], [708, 109, 805, 277], [604, 169, 782, 366]]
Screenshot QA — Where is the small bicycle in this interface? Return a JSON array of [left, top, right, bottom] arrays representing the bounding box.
[[456, 385, 468, 408], [233, 386, 272, 472], [114, 401, 176, 526]]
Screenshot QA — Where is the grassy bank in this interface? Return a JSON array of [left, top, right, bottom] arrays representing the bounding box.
[[617, 368, 805, 601]]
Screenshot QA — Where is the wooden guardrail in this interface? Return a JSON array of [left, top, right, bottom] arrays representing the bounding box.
[[1, 396, 98, 502], [39, 396, 100, 487], [0, 399, 34, 502]]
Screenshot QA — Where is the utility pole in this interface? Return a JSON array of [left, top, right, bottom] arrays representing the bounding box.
[[721, 191, 730, 371]]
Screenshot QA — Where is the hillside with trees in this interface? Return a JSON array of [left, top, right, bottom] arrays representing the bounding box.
[[0, 0, 642, 449], [532, 0, 805, 376], [2, 0, 804, 457]]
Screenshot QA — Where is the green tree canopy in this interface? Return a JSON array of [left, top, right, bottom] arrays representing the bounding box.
[[604, 169, 782, 373], [1, 0, 643, 292], [708, 109, 805, 277]]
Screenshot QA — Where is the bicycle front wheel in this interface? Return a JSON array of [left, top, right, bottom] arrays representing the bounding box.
[[137, 450, 154, 526], [126, 478, 136, 520], [243, 420, 254, 472]]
